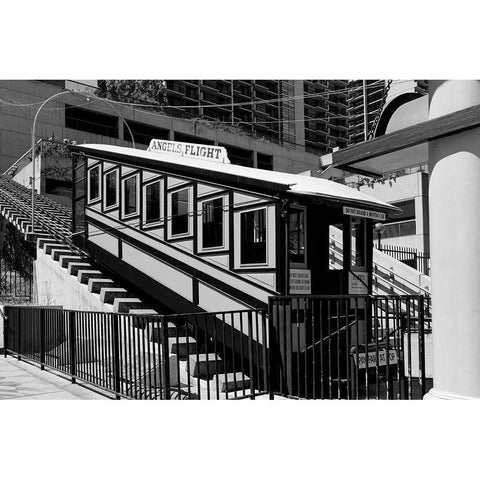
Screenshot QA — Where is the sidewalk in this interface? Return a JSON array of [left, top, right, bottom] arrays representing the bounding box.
[[0, 355, 110, 400]]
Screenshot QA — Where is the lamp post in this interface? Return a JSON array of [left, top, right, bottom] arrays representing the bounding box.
[[374, 222, 385, 250], [30, 90, 136, 234]]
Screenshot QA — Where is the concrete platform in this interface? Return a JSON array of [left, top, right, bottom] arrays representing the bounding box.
[[0, 356, 110, 400]]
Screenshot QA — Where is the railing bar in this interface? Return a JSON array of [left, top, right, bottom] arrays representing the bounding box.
[[345, 298, 350, 399], [238, 313, 245, 397], [222, 313, 228, 400], [213, 314, 219, 400], [175, 318, 181, 400], [205, 314, 211, 400], [336, 299, 340, 400], [374, 297, 379, 400], [247, 311, 255, 399]]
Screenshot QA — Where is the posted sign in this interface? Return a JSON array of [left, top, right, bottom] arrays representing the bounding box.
[[148, 139, 229, 163], [348, 271, 369, 295], [343, 206, 385, 221], [290, 269, 311, 294], [353, 349, 398, 369]]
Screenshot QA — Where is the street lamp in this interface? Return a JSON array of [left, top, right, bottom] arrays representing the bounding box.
[[30, 90, 136, 234], [374, 222, 385, 250]]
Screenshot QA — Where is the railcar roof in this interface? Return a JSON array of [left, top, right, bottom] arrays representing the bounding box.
[[71, 143, 399, 212]]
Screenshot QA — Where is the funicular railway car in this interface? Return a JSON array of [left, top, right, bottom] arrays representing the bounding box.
[[69, 139, 398, 397]]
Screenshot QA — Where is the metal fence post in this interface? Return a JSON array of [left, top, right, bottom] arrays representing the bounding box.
[[267, 298, 276, 400], [161, 318, 171, 400], [17, 308, 22, 360], [69, 310, 76, 384], [418, 295, 426, 397], [112, 314, 121, 400], [40, 309, 45, 370], [3, 310, 7, 358]]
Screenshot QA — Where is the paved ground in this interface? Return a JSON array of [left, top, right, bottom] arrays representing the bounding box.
[[0, 355, 110, 400]]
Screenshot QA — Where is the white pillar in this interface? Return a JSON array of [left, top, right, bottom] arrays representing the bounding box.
[[425, 80, 480, 399]]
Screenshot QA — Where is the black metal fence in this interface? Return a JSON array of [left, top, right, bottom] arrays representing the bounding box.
[[3, 295, 431, 400], [268, 295, 432, 400], [0, 222, 34, 303], [376, 244, 430, 276], [3, 307, 268, 400]]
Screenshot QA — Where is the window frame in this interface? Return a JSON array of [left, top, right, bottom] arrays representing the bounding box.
[[103, 167, 119, 211], [197, 194, 228, 253], [289, 206, 307, 268], [167, 185, 193, 239], [142, 177, 164, 228], [87, 163, 101, 204], [121, 172, 140, 219], [239, 206, 268, 267]]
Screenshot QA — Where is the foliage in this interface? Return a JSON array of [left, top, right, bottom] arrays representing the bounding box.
[[96, 80, 167, 109]]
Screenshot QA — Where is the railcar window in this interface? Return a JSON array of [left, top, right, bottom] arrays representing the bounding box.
[[88, 165, 100, 202], [124, 175, 138, 216], [240, 208, 266, 264], [105, 170, 118, 208], [145, 181, 161, 223], [351, 217, 366, 268], [171, 188, 189, 235], [202, 197, 223, 248], [289, 208, 305, 265]]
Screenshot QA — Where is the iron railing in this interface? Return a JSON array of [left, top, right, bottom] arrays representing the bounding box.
[[0, 223, 34, 303], [268, 295, 431, 400], [376, 244, 430, 276], [3, 307, 268, 400]]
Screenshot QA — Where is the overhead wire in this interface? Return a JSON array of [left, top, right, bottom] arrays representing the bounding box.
[[0, 79, 392, 110]]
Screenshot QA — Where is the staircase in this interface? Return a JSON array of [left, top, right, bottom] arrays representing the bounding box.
[[1, 174, 258, 399], [329, 227, 431, 298]]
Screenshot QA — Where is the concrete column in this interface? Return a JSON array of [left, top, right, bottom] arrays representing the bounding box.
[[425, 80, 480, 399]]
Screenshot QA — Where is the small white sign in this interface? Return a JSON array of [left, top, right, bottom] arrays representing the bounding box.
[[353, 349, 398, 369], [343, 206, 386, 221], [289, 269, 311, 294], [148, 139, 230, 163], [349, 271, 369, 295]]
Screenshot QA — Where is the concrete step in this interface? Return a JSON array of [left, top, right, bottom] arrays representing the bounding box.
[[113, 298, 150, 314], [169, 337, 202, 358], [187, 353, 225, 379], [51, 248, 74, 261], [44, 243, 66, 255], [88, 278, 117, 294], [129, 309, 159, 315], [59, 255, 82, 268], [100, 287, 129, 304], [68, 262, 92, 276], [212, 372, 251, 393], [77, 269, 104, 284], [150, 322, 187, 342]]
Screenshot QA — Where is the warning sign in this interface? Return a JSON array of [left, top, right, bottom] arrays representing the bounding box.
[[289, 269, 311, 294], [349, 271, 369, 295], [343, 206, 385, 221]]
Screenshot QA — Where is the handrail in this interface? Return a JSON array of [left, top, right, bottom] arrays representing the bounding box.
[[329, 236, 431, 296], [2, 139, 43, 176]]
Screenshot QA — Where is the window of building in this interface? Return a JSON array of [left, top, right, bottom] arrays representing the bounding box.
[[104, 169, 118, 209], [144, 180, 162, 224], [122, 174, 139, 217], [65, 105, 118, 138], [123, 121, 169, 145], [87, 164, 100, 202], [171, 188, 190, 236], [289, 208, 306, 266], [201, 197, 224, 249], [257, 153, 273, 171], [240, 208, 266, 265]]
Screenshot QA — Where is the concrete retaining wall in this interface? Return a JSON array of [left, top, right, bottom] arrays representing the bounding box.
[[35, 246, 113, 312]]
